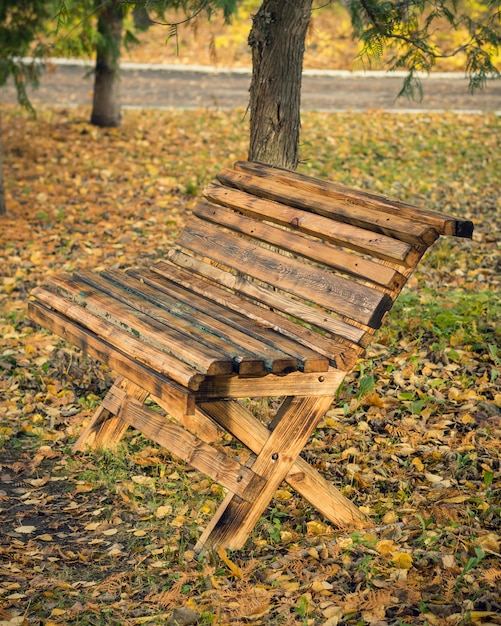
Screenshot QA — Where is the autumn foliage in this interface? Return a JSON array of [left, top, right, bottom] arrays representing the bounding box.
[[0, 106, 500, 624]]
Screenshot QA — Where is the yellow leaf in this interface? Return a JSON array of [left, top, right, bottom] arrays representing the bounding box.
[[475, 533, 500, 554], [75, 482, 94, 493], [307, 520, 328, 536], [382, 510, 399, 524], [102, 528, 118, 536], [37, 534, 53, 541], [411, 457, 424, 472], [376, 539, 398, 557], [15, 526, 36, 534], [217, 546, 243, 579], [30, 251, 43, 266], [461, 413, 476, 424], [470, 612, 499, 622], [155, 505, 172, 519], [133, 529, 147, 537], [131, 475, 155, 487], [442, 495, 469, 504], [274, 489, 293, 502], [392, 552, 413, 569]]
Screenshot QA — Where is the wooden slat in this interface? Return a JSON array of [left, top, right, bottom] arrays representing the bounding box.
[[194, 201, 404, 292], [176, 218, 393, 328], [28, 300, 202, 396], [216, 168, 439, 247], [151, 394, 225, 445], [76, 270, 285, 377], [118, 396, 266, 502], [48, 274, 234, 377], [204, 183, 417, 267], [154, 258, 364, 369], [30, 287, 205, 389], [160, 254, 367, 348], [125, 268, 328, 374], [236, 160, 474, 238], [195, 369, 346, 400]]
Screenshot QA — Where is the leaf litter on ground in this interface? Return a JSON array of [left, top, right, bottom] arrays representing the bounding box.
[[0, 106, 500, 625]]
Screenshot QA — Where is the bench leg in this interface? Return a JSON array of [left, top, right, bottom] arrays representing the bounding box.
[[198, 399, 368, 530], [195, 395, 335, 551], [73, 376, 149, 452]]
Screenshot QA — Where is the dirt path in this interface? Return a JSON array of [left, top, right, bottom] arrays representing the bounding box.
[[1, 60, 500, 112]]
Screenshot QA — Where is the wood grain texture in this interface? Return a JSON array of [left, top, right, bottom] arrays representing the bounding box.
[[193, 200, 405, 291], [28, 297, 205, 391], [195, 369, 345, 400], [234, 161, 474, 238], [154, 258, 364, 365], [123, 268, 327, 373], [216, 168, 440, 247], [73, 378, 148, 451], [118, 396, 265, 502], [199, 399, 368, 528], [49, 273, 234, 377], [177, 218, 393, 328], [195, 394, 335, 550], [204, 184, 417, 267]]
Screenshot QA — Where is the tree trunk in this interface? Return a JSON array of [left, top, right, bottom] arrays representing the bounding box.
[[91, 0, 123, 128], [248, 0, 312, 170], [0, 111, 5, 215]]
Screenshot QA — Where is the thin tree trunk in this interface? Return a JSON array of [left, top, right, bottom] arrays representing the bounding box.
[[91, 0, 123, 127], [0, 111, 5, 215], [248, 0, 312, 170]]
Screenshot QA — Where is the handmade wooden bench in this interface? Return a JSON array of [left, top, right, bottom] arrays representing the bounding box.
[[29, 161, 473, 551]]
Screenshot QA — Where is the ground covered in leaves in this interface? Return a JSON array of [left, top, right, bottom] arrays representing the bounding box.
[[1, 107, 500, 625]]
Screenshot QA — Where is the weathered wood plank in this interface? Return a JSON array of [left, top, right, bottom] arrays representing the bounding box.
[[176, 218, 393, 328], [76, 270, 274, 377], [154, 258, 364, 369], [29, 293, 205, 390], [113, 269, 325, 375], [28, 303, 199, 407], [195, 369, 346, 400], [152, 394, 224, 444], [199, 400, 368, 528], [216, 169, 439, 247], [204, 184, 417, 267], [235, 161, 474, 238], [47, 274, 234, 377], [118, 396, 266, 502], [194, 201, 405, 292]]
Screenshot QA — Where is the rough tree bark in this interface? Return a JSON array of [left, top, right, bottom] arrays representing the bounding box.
[[91, 0, 123, 127], [248, 0, 313, 170]]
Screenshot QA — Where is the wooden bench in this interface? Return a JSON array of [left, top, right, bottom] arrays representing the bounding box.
[[29, 161, 473, 551]]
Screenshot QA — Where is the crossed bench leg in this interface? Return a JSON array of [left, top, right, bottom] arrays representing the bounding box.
[[73, 374, 368, 551]]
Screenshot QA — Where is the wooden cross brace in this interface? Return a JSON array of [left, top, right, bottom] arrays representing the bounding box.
[[73, 373, 369, 551]]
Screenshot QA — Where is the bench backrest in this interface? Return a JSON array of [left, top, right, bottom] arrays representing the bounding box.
[[151, 161, 473, 372]]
